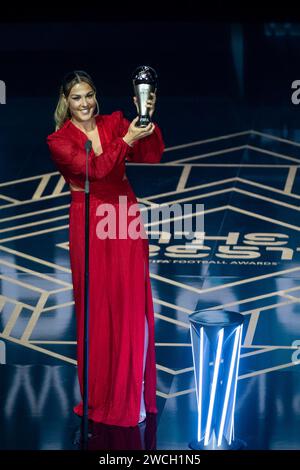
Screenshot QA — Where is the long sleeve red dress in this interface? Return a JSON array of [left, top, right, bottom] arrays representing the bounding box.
[[47, 111, 164, 427]]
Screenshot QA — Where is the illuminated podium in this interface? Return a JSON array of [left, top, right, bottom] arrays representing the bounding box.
[[189, 309, 244, 450]]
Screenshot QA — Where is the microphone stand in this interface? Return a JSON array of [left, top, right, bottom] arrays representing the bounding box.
[[82, 139, 92, 450]]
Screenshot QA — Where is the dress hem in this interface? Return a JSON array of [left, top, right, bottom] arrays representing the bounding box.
[[73, 404, 158, 428]]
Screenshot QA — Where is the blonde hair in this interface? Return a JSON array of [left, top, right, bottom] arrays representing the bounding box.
[[54, 71, 98, 131]]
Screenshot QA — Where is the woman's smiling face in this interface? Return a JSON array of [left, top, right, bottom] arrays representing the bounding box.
[[67, 82, 97, 123]]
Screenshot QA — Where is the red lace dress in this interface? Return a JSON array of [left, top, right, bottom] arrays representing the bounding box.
[[47, 111, 164, 427]]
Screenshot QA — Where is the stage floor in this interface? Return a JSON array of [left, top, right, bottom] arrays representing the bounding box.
[[0, 116, 300, 450]]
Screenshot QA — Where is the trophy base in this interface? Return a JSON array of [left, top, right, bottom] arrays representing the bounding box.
[[137, 116, 151, 128], [189, 438, 246, 450]]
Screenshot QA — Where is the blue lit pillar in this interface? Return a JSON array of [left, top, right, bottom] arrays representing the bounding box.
[[189, 310, 244, 450]]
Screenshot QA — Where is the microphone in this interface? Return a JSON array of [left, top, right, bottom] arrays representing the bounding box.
[[85, 139, 92, 192], [85, 139, 92, 152]]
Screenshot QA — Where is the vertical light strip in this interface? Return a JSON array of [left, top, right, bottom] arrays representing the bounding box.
[[217, 326, 240, 447], [190, 326, 199, 409], [229, 325, 243, 445], [197, 327, 204, 442], [231, 420, 235, 445], [204, 328, 224, 446], [190, 326, 198, 396]]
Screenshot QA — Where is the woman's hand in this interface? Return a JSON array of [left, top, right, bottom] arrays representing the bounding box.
[[133, 92, 156, 118], [122, 117, 155, 147]]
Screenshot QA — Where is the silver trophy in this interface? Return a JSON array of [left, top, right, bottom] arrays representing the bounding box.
[[132, 65, 157, 127]]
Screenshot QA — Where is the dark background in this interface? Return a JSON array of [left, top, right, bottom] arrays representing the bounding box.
[[1, 1, 300, 180]]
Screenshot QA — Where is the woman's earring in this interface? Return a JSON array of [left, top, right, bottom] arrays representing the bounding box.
[[94, 99, 100, 117]]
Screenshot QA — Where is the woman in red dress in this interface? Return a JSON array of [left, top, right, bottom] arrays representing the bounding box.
[[47, 70, 164, 427]]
